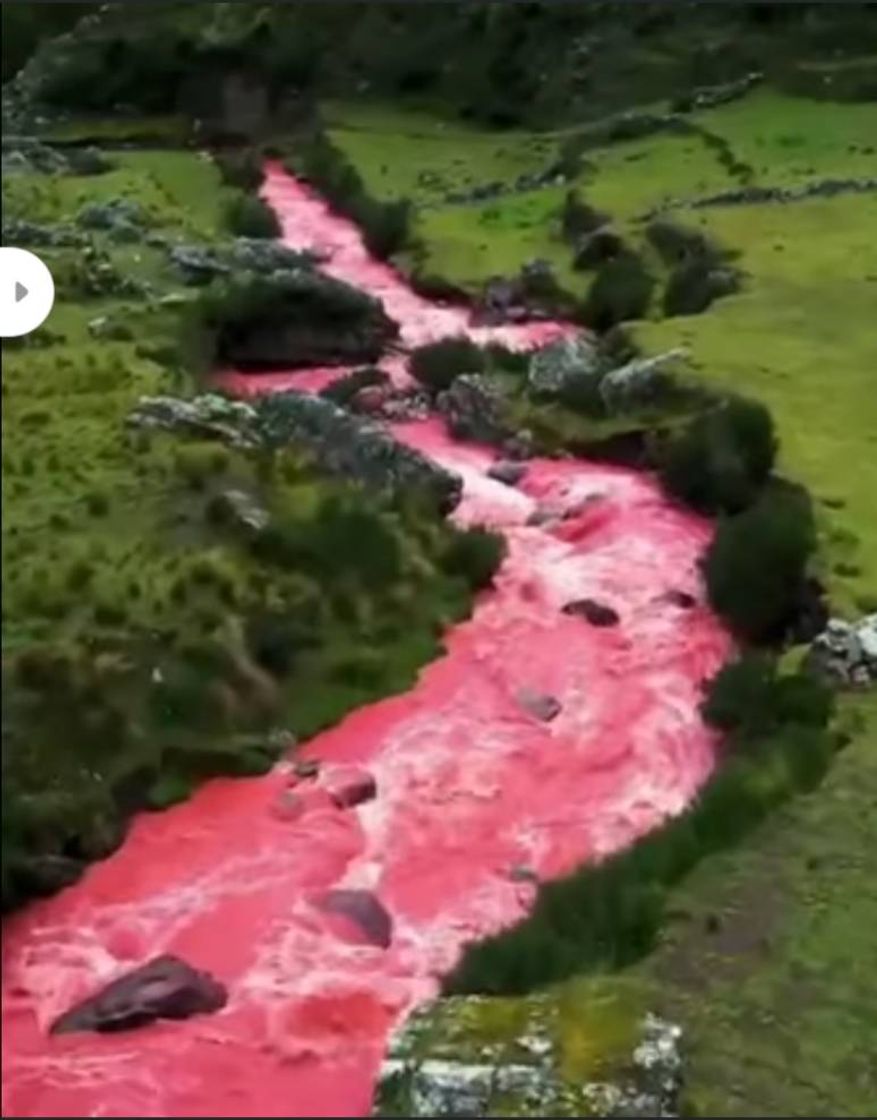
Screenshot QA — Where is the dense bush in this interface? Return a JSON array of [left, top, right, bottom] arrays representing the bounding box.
[[704, 483, 817, 642], [440, 526, 506, 591], [663, 259, 739, 316], [579, 252, 656, 331], [560, 189, 609, 243], [660, 395, 777, 514], [409, 337, 486, 392], [704, 653, 834, 740], [298, 131, 413, 260], [224, 193, 281, 239], [319, 366, 389, 407], [214, 149, 265, 192]]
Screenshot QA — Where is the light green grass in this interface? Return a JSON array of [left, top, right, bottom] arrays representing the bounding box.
[[693, 90, 877, 188], [636, 193, 877, 613]]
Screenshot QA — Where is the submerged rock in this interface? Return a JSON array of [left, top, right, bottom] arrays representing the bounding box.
[[320, 889, 393, 949], [50, 955, 227, 1035], [664, 589, 697, 609], [517, 688, 562, 723], [562, 599, 620, 626], [326, 767, 377, 809]]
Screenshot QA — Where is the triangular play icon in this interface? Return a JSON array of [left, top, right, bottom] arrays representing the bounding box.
[[15, 281, 28, 303]]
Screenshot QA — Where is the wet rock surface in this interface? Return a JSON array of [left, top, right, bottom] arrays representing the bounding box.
[[436, 374, 512, 446], [50, 955, 227, 1036], [320, 890, 393, 949], [562, 599, 620, 626], [487, 460, 527, 486], [325, 767, 378, 809]]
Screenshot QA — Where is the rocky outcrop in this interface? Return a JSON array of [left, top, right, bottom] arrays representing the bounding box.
[[127, 391, 463, 512], [77, 198, 144, 241], [169, 239, 318, 286], [375, 998, 685, 1117], [212, 489, 270, 533], [50, 955, 227, 1035], [436, 374, 512, 446], [599, 349, 685, 414], [527, 334, 602, 396], [2, 135, 112, 177], [806, 614, 877, 689], [127, 393, 260, 449], [2, 218, 87, 248], [320, 889, 393, 948], [255, 393, 463, 513]]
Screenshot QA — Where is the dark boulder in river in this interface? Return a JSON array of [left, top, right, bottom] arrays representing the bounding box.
[[319, 889, 393, 949], [517, 688, 562, 722], [562, 599, 620, 626], [326, 767, 378, 809], [50, 955, 227, 1035]]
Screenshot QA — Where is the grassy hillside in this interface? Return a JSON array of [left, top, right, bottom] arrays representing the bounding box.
[[327, 89, 876, 1116], [0, 148, 498, 910]]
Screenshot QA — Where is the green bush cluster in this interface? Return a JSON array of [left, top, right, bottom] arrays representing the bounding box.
[[660, 395, 777, 514], [704, 482, 818, 643], [579, 252, 656, 331], [409, 337, 486, 393], [441, 526, 506, 592], [215, 149, 265, 192], [445, 652, 836, 996], [297, 130, 413, 260], [224, 192, 281, 239]]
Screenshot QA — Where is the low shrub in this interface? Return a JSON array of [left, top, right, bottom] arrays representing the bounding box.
[[660, 395, 777, 514], [704, 482, 817, 642], [579, 252, 656, 331], [409, 337, 486, 392], [224, 193, 281, 239], [319, 366, 389, 407], [560, 189, 609, 243], [441, 526, 505, 591], [214, 149, 264, 191]]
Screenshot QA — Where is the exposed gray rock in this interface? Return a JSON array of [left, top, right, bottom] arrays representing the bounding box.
[[50, 955, 227, 1035], [169, 239, 316, 286], [375, 1002, 685, 1118], [78, 198, 144, 234], [2, 217, 87, 248], [517, 688, 562, 722], [436, 374, 511, 446], [527, 334, 602, 396], [255, 393, 463, 513], [806, 614, 877, 689], [127, 393, 259, 449], [646, 175, 877, 219], [1, 135, 110, 177], [320, 889, 393, 949], [599, 349, 685, 414], [214, 489, 270, 532], [487, 459, 527, 486]]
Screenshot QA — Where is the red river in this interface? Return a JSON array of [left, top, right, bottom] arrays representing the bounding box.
[[1, 164, 732, 1117]]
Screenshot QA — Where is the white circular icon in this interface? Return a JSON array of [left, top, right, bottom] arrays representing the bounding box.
[[0, 247, 56, 338]]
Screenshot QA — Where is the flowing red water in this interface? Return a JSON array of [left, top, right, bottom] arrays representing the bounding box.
[[1, 163, 731, 1117]]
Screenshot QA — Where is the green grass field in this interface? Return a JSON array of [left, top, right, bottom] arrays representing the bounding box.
[[330, 90, 877, 1115]]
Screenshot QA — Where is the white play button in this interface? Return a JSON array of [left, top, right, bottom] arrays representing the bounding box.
[[1, 248, 55, 337]]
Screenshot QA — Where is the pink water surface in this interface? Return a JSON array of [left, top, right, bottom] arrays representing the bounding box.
[[1, 165, 732, 1118]]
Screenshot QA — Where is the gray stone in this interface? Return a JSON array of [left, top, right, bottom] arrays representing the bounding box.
[[436, 374, 511, 446], [50, 954, 227, 1036], [215, 489, 270, 532], [599, 349, 684, 414], [319, 889, 393, 949], [807, 613, 877, 689], [527, 334, 602, 396]]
